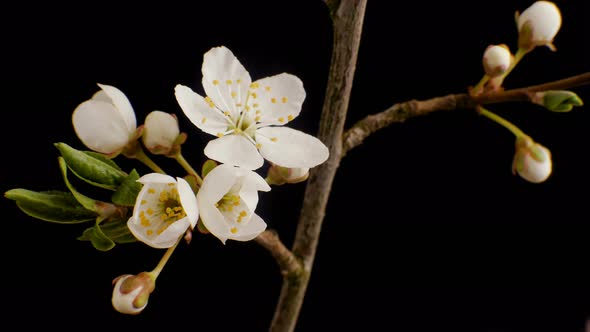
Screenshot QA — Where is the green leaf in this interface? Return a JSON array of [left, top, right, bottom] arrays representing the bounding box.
[[112, 169, 142, 206], [201, 159, 218, 178], [77, 219, 116, 251], [55, 142, 127, 190], [100, 218, 137, 244], [83, 151, 123, 171], [5, 189, 96, 224], [58, 157, 98, 212]]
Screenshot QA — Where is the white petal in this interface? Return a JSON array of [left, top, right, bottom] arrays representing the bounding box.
[[197, 201, 231, 244], [201, 46, 252, 119], [198, 164, 240, 204], [204, 134, 264, 170], [518, 1, 561, 43], [231, 213, 267, 241], [72, 100, 131, 154], [97, 83, 136, 133], [256, 127, 329, 168], [177, 177, 199, 228], [174, 84, 230, 136], [142, 111, 179, 151], [247, 73, 305, 126], [150, 218, 190, 248], [127, 216, 190, 249], [137, 173, 176, 184], [238, 170, 270, 213]]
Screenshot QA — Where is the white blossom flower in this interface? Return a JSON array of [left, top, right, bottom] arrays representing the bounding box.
[[127, 173, 198, 248], [197, 164, 271, 244], [142, 111, 180, 155], [72, 83, 137, 155], [512, 136, 552, 183], [482, 44, 513, 77], [112, 272, 155, 315], [517, 1, 561, 50], [175, 46, 329, 170]]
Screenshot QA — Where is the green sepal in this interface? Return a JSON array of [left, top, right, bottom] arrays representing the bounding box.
[[542, 90, 584, 113], [83, 151, 123, 171], [55, 142, 127, 190], [100, 218, 137, 244], [112, 169, 142, 206], [77, 218, 116, 251], [201, 159, 218, 178], [4, 189, 96, 224]]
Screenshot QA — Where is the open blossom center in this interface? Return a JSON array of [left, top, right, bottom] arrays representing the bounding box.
[[139, 184, 186, 236]]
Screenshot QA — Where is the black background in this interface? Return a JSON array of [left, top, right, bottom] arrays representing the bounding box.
[[2, 1, 590, 331]]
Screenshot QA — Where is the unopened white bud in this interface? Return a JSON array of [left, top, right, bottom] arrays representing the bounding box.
[[142, 111, 181, 155], [266, 164, 310, 185], [111, 272, 156, 315], [483, 44, 513, 77], [517, 1, 561, 51], [512, 136, 552, 183]]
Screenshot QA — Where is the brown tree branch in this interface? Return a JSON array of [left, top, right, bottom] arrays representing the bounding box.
[[254, 230, 302, 276], [267, 1, 367, 331], [342, 72, 590, 155]]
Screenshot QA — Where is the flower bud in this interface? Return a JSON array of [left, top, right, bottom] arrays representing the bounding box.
[[142, 111, 182, 155], [516, 1, 561, 51], [112, 272, 156, 315], [531, 90, 583, 112], [72, 83, 138, 156], [482, 44, 513, 77], [512, 136, 552, 183], [266, 163, 310, 185]]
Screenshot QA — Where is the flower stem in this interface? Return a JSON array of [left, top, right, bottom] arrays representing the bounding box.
[[150, 239, 181, 279], [134, 146, 166, 174], [494, 47, 527, 87], [174, 153, 203, 186], [471, 74, 490, 95], [477, 106, 527, 138]]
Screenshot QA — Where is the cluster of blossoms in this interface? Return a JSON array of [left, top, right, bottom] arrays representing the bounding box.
[[474, 1, 579, 184], [72, 46, 328, 313]]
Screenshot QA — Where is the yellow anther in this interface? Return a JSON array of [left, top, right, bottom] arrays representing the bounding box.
[[224, 111, 230, 116], [166, 207, 173, 215], [282, 97, 288, 103], [265, 86, 271, 92], [146, 208, 154, 216], [217, 132, 224, 138], [148, 188, 156, 194], [234, 128, 243, 134], [140, 217, 150, 227], [212, 80, 219, 85], [167, 183, 175, 186], [173, 206, 183, 212], [256, 143, 262, 149], [205, 96, 215, 108], [140, 211, 145, 218], [202, 117, 207, 124], [253, 103, 259, 108], [271, 98, 277, 104], [239, 210, 247, 217], [251, 92, 257, 99], [255, 110, 261, 115], [227, 205, 233, 212], [141, 199, 147, 205], [249, 82, 259, 89], [237, 103, 243, 108], [226, 80, 232, 85], [271, 137, 278, 142], [236, 79, 241, 83], [278, 117, 285, 123], [230, 227, 238, 234], [255, 116, 261, 122], [146, 229, 154, 236], [231, 91, 237, 98], [288, 115, 294, 121]]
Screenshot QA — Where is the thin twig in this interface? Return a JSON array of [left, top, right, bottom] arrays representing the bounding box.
[[254, 230, 302, 276], [342, 72, 590, 155]]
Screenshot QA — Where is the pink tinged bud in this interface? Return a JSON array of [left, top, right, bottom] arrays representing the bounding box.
[[112, 272, 156, 315], [516, 1, 561, 51], [512, 137, 552, 183], [142, 111, 181, 155], [482, 44, 513, 77]]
